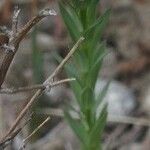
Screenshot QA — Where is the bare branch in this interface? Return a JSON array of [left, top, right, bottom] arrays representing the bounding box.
[[0, 78, 75, 94], [45, 37, 84, 84], [0, 37, 84, 143]]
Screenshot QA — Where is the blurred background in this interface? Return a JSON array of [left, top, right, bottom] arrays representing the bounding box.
[[0, 0, 150, 149]]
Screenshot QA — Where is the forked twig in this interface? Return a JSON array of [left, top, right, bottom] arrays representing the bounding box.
[[0, 78, 75, 94], [0, 37, 84, 144]]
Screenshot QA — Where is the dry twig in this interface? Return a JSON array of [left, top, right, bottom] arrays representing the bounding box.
[[0, 37, 84, 145], [0, 78, 75, 94]]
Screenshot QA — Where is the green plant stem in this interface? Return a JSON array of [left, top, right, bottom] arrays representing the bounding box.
[[59, 1, 110, 149]]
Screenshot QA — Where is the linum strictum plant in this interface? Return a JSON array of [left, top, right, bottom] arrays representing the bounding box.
[[59, 0, 110, 150]]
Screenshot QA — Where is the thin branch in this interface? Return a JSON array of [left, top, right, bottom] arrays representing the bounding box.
[[44, 37, 84, 84], [0, 37, 84, 143], [24, 117, 50, 143], [19, 117, 50, 150], [0, 78, 75, 94]]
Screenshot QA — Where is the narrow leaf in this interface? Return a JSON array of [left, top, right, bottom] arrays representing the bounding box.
[[89, 105, 107, 149], [59, 2, 83, 41], [64, 110, 87, 145]]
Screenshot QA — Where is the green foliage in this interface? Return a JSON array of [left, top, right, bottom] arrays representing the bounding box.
[[59, 0, 110, 149], [64, 110, 88, 145]]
